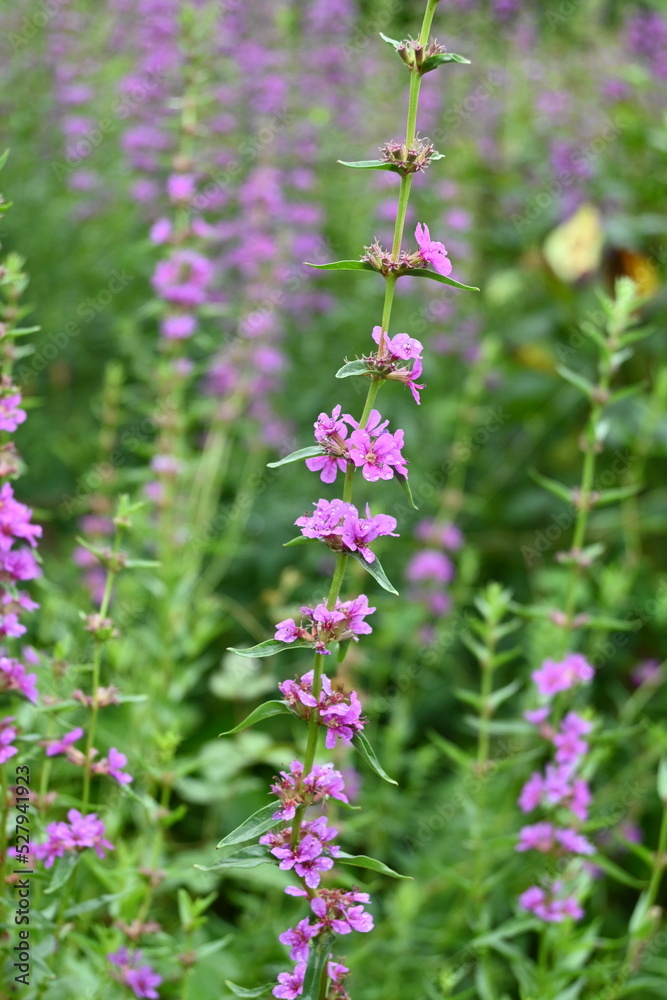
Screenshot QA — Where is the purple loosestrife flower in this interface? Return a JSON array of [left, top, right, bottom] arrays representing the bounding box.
[[270, 760, 348, 821], [0, 716, 18, 763], [45, 726, 84, 757], [278, 919, 323, 962], [35, 809, 113, 868], [267, 818, 340, 889], [275, 597, 375, 655], [0, 657, 38, 703], [93, 746, 134, 785], [151, 249, 213, 310], [0, 391, 26, 432], [531, 653, 594, 698], [371, 326, 425, 403], [309, 887, 374, 934], [348, 424, 408, 482], [296, 499, 398, 563], [109, 948, 162, 1000], [278, 671, 366, 747], [306, 405, 352, 483], [519, 884, 583, 923], [414, 222, 452, 276], [273, 962, 306, 1000]]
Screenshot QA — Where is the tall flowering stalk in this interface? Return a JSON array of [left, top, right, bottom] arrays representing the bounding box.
[[208, 4, 478, 997]]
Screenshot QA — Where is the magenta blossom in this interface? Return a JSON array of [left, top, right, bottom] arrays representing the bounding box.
[[296, 499, 398, 563], [273, 961, 306, 1000], [278, 919, 322, 962], [46, 727, 84, 758], [531, 653, 594, 698], [275, 596, 375, 655], [270, 760, 348, 821], [415, 222, 452, 276], [0, 716, 18, 763], [278, 670, 366, 747]]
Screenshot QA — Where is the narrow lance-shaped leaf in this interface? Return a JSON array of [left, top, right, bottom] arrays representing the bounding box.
[[216, 802, 280, 849], [555, 364, 596, 399], [378, 31, 402, 50], [349, 550, 398, 596], [196, 846, 276, 872], [529, 469, 573, 505], [305, 260, 377, 273], [394, 469, 418, 510], [337, 159, 399, 172], [227, 639, 313, 659], [283, 535, 316, 547], [353, 731, 398, 785], [421, 52, 471, 72], [225, 981, 275, 998], [336, 852, 412, 880], [219, 701, 293, 737], [267, 445, 323, 469], [335, 360, 374, 379], [402, 267, 479, 292]]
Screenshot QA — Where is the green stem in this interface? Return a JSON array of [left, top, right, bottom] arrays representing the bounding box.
[[81, 531, 122, 813], [646, 801, 667, 910]]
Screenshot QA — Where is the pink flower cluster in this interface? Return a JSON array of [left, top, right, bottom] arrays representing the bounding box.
[[34, 808, 114, 869], [295, 498, 398, 563], [0, 715, 18, 763], [44, 727, 133, 785], [270, 760, 348, 821], [370, 326, 424, 404], [108, 947, 162, 1000], [274, 957, 350, 1000], [275, 595, 375, 656], [518, 653, 596, 922], [306, 406, 408, 484], [279, 670, 365, 749], [261, 816, 340, 889], [405, 518, 462, 617]]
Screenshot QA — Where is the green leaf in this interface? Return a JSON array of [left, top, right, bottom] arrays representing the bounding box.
[[336, 852, 411, 880], [428, 730, 472, 770], [225, 981, 274, 998], [422, 52, 471, 72], [488, 678, 523, 711], [335, 359, 374, 378], [337, 159, 397, 172], [353, 731, 398, 785], [349, 550, 398, 595], [591, 854, 647, 889], [302, 932, 335, 1000], [394, 470, 418, 510], [283, 535, 315, 547], [658, 758, 667, 802], [379, 31, 402, 50], [44, 853, 78, 894], [0, 149, 9, 172], [592, 483, 643, 507], [219, 700, 293, 736], [529, 469, 573, 505], [267, 445, 323, 468], [402, 268, 479, 292], [227, 639, 313, 658], [556, 364, 596, 399], [196, 846, 276, 872], [216, 802, 280, 849], [305, 260, 377, 273], [585, 614, 640, 632], [453, 687, 483, 710]]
